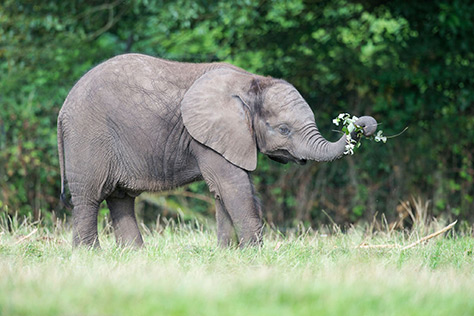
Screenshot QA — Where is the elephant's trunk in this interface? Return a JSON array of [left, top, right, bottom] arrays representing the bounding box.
[[299, 116, 377, 162]]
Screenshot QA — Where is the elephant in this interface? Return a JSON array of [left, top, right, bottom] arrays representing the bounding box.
[[57, 53, 377, 248]]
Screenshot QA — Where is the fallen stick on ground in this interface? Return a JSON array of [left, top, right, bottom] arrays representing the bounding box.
[[357, 220, 457, 250], [14, 228, 38, 245]]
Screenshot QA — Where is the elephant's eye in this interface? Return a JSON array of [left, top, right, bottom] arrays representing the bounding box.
[[278, 125, 291, 136]]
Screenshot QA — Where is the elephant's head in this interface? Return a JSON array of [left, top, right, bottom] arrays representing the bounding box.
[[181, 67, 377, 171]]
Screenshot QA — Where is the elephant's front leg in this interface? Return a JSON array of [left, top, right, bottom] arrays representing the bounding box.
[[223, 179, 263, 247], [215, 199, 237, 247], [195, 145, 263, 247]]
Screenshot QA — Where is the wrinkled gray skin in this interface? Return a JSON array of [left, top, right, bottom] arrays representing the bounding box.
[[58, 53, 377, 248]]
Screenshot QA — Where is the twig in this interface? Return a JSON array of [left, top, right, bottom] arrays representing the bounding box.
[[321, 209, 338, 227], [401, 220, 457, 250], [76, 0, 123, 18], [357, 244, 398, 249], [386, 126, 409, 139], [357, 220, 457, 249], [14, 228, 38, 244], [274, 241, 282, 251]]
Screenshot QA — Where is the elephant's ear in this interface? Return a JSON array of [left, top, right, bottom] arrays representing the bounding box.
[[181, 68, 257, 171]]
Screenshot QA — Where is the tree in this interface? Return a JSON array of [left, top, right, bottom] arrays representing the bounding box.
[[1, 0, 473, 226]]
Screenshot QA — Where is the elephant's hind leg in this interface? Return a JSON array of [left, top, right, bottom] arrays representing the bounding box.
[[72, 201, 101, 248], [106, 193, 144, 248]]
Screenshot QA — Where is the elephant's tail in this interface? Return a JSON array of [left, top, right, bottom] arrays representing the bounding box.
[[57, 117, 72, 209]]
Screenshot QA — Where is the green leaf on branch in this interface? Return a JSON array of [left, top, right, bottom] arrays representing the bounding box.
[[333, 113, 387, 155]]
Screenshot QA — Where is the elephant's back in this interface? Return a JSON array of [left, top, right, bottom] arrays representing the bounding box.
[[61, 54, 207, 113]]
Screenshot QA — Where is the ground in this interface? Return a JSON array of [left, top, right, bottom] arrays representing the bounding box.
[[1, 217, 473, 316]]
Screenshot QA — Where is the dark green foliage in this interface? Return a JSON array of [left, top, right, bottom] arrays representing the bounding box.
[[0, 0, 473, 226]]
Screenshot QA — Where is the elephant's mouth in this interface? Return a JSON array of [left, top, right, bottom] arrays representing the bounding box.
[[268, 150, 307, 165]]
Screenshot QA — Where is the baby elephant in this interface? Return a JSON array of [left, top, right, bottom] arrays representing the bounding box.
[[58, 53, 377, 248]]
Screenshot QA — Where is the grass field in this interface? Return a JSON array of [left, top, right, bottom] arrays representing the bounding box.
[[1, 216, 473, 316]]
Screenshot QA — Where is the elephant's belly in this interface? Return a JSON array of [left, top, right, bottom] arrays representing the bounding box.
[[118, 158, 203, 193], [112, 122, 202, 193]]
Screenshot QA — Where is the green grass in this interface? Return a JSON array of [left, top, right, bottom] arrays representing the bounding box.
[[1, 218, 474, 316]]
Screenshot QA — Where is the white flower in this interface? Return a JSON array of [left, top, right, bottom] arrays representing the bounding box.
[[344, 134, 356, 155], [374, 130, 387, 143], [345, 144, 354, 155], [347, 123, 355, 133]]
